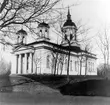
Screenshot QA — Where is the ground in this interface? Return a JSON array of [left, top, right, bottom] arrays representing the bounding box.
[[1, 92, 110, 105], [0, 75, 110, 105]]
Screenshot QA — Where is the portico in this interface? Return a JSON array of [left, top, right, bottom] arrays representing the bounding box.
[[16, 52, 34, 74]]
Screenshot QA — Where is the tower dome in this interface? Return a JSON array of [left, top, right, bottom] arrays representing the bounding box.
[[38, 21, 50, 28], [63, 8, 77, 29], [16, 29, 27, 36]]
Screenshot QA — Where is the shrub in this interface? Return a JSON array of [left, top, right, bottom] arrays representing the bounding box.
[[97, 63, 110, 78], [0, 57, 11, 76]]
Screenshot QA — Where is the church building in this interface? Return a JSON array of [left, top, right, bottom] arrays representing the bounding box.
[[11, 9, 97, 75]]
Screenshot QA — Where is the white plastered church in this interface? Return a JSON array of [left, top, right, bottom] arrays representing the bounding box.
[[11, 9, 97, 75]]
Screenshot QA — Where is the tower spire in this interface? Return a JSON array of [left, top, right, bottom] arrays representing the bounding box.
[[67, 6, 71, 20]]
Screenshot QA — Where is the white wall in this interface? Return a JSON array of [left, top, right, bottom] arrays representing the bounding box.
[[11, 46, 97, 75]]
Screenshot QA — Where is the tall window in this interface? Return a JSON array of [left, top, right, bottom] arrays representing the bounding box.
[[65, 59, 67, 71], [52, 58, 55, 68], [91, 62, 94, 72], [92, 63, 94, 71], [70, 60, 72, 71], [88, 62, 92, 72], [75, 61, 79, 72], [47, 55, 50, 68]]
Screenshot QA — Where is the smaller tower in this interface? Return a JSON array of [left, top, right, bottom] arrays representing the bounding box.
[[61, 8, 78, 46], [16, 29, 27, 45], [37, 21, 50, 41]]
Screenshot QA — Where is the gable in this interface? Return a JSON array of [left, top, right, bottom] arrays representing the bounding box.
[[13, 45, 34, 52]]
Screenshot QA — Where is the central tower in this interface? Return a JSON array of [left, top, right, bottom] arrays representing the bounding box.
[[61, 8, 78, 47]]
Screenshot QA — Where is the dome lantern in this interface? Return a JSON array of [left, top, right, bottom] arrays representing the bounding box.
[[37, 21, 50, 40], [16, 29, 27, 44]]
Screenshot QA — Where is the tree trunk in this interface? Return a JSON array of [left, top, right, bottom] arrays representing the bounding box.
[[67, 44, 70, 81], [57, 62, 59, 75], [80, 60, 82, 75], [54, 54, 58, 75], [60, 63, 63, 75]]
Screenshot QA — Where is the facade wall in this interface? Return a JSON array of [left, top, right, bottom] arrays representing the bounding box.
[[86, 58, 97, 75], [11, 46, 97, 75]]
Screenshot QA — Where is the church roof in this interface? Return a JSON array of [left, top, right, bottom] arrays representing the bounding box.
[[63, 19, 76, 27], [38, 21, 50, 28], [13, 40, 96, 59], [63, 8, 77, 28], [27, 40, 96, 58], [27, 40, 81, 53]]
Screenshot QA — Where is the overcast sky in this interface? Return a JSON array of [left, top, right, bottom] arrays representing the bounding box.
[[61, 0, 110, 64], [63, 0, 110, 26]]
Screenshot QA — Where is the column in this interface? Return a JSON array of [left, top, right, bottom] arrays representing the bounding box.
[[28, 53, 31, 74], [16, 55, 18, 74], [19, 54, 22, 74], [25, 53, 28, 74], [30, 53, 33, 74], [27, 53, 29, 73], [21, 54, 23, 74]]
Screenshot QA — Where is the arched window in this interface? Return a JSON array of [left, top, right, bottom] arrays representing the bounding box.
[[47, 55, 50, 68]]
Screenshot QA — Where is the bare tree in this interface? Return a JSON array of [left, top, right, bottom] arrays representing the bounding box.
[[96, 27, 110, 75], [33, 56, 41, 74], [33, 52, 42, 74], [0, 0, 60, 45], [97, 63, 110, 78], [49, 8, 93, 80], [78, 42, 93, 75], [50, 45, 65, 75], [51, 50, 59, 75]]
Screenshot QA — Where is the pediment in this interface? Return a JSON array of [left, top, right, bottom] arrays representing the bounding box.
[[13, 44, 34, 52]]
